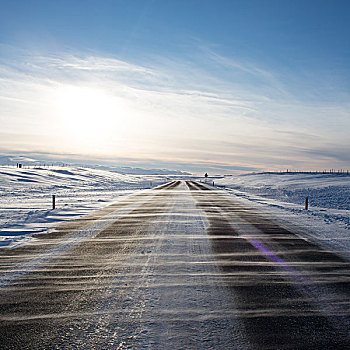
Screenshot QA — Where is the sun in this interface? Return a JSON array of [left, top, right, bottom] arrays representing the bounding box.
[[54, 85, 125, 144]]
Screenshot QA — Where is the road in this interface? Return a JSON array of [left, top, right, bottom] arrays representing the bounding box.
[[0, 181, 349, 349]]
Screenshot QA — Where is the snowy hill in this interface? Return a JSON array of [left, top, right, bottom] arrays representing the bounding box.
[[0, 154, 191, 175], [216, 172, 350, 210]]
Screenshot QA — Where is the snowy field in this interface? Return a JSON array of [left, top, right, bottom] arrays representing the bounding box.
[[213, 172, 350, 260], [0, 166, 168, 247], [1, 167, 349, 260]]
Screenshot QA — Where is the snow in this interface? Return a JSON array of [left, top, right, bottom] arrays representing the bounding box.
[[0, 165, 167, 247], [1, 169, 350, 347], [1, 167, 349, 261], [213, 172, 350, 260]]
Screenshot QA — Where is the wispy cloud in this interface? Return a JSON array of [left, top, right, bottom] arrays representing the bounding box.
[[0, 46, 349, 173]]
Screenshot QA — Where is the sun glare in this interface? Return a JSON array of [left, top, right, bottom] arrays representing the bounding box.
[[55, 86, 126, 145]]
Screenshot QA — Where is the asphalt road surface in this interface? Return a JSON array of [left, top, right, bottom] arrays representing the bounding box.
[[0, 181, 349, 349]]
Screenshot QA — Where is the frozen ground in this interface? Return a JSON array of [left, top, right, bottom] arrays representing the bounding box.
[[1, 180, 349, 348], [0, 166, 167, 247], [213, 172, 350, 260]]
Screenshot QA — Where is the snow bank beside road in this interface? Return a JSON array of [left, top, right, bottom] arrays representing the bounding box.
[[216, 172, 350, 210], [214, 173, 350, 259], [0, 166, 167, 247]]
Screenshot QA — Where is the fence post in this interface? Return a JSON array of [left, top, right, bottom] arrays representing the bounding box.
[[305, 196, 308, 210], [52, 195, 56, 209]]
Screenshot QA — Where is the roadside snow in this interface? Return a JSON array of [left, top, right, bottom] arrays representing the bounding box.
[[213, 173, 350, 260], [0, 166, 167, 247]]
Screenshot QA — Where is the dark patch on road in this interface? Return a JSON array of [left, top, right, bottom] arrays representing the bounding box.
[[187, 180, 350, 349], [154, 180, 180, 190]]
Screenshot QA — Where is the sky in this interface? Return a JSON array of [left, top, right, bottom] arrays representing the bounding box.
[[0, 0, 349, 174]]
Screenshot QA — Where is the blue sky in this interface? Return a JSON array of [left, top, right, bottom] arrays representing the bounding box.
[[0, 0, 349, 173]]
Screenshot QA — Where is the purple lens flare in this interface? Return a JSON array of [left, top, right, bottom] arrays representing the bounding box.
[[248, 238, 295, 274]]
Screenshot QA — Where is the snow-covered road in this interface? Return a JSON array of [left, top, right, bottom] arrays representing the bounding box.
[[0, 181, 349, 349]]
